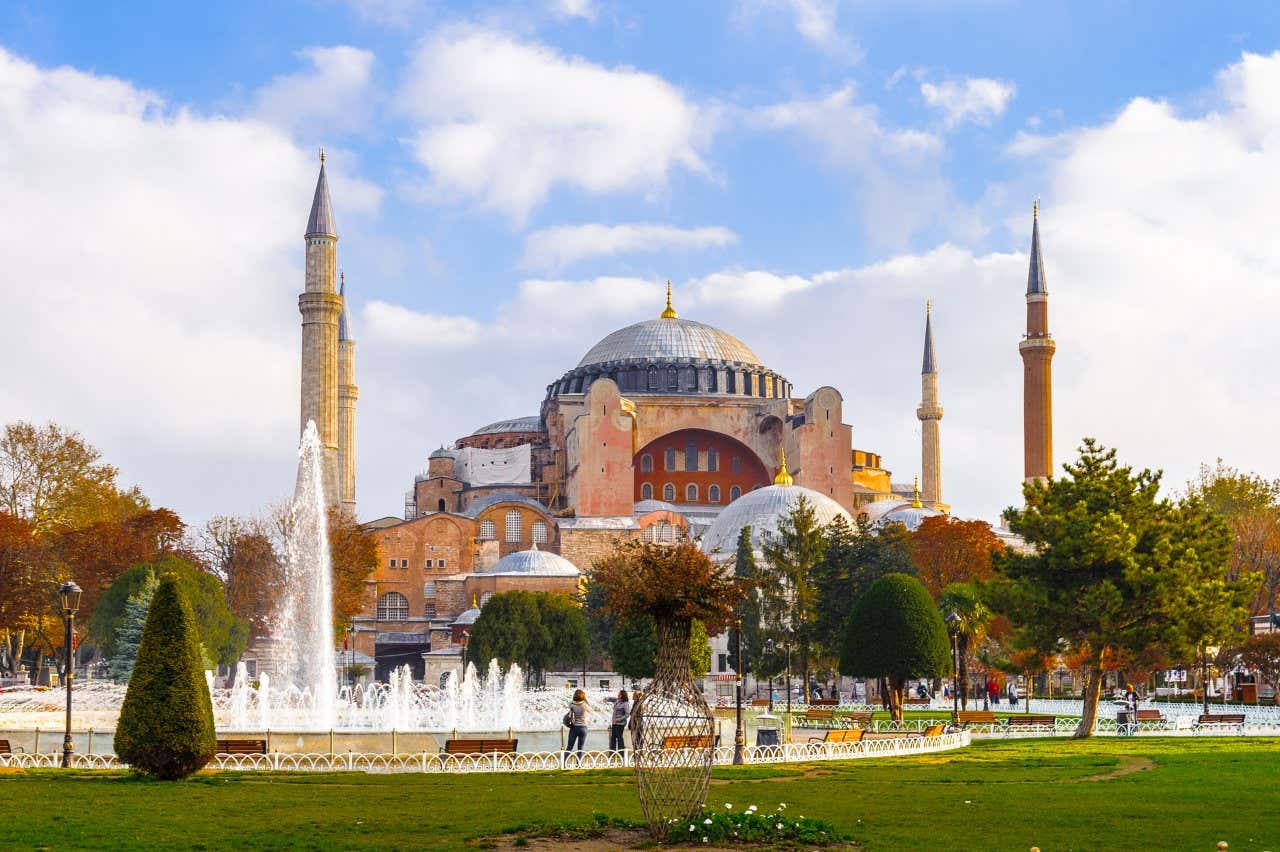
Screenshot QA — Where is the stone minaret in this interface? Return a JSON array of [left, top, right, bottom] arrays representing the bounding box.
[[916, 301, 944, 507], [337, 271, 358, 514], [299, 151, 342, 503], [1019, 201, 1056, 483]]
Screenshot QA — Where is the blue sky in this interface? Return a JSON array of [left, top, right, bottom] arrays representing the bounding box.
[[2, 1, 1280, 527]]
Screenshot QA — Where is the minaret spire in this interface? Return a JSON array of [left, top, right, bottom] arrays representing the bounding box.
[[1020, 200, 1056, 483], [337, 268, 359, 514], [916, 301, 944, 509], [300, 154, 342, 504]]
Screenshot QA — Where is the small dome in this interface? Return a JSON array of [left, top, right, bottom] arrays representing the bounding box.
[[429, 446, 454, 459], [577, 318, 761, 369], [877, 503, 944, 532], [486, 546, 580, 577], [454, 606, 481, 626], [634, 499, 682, 515], [700, 483, 853, 557], [470, 416, 544, 436]]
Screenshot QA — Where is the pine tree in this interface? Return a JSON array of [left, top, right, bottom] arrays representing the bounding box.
[[108, 571, 158, 682], [115, 573, 216, 779]]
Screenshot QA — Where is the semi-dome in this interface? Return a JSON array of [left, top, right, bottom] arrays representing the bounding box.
[[577, 318, 762, 369], [700, 483, 853, 557], [877, 503, 944, 532], [484, 546, 580, 577], [470, 416, 543, 436]]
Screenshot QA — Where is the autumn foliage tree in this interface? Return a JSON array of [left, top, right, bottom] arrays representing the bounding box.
[[909, 515, 1003, 600], [1187, 460, 1280, 616], [329, 506, 379, 629]]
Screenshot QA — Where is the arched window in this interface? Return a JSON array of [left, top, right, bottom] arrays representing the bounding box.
[[377, 592, 409, 621], [437, 498, 446, 512], [709, 485, 721, 503], [730, 485, 742, 501], [707, 449, 718, 472], [685, 440, 698, 471], [641, 482, 653, 500], [505, 509, 522, 543], [647, 368, 659, 390], [641, 454, 653, 473], [663, 483, 675, 501], [532, 520, 548, 544], [665, 448, 676, 471], [686, 483, 698, 502], [480, 519, 496, 540]]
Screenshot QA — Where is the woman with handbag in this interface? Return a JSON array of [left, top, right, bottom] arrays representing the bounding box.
[[564, 689, 590, 762], [609, 689, 631, 753]]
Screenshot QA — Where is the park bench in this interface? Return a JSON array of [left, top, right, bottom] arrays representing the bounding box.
[[843, 711, 875, 729], [808, 728, 864, 744], [915, 724, 947, 738], [1135, 709, 1166, 727], [442, 738, 518, 755], [750, 698, 771, 707], [903, 698, 931, 707], [215, 739, 267, 755], [808, 698, 840, 706], [661, 735, 715, 750], [803, 708, 838, 725], [954, 710, 997, 727], [0, 739, 22, 755], [1197, 714, 1245, 731], [1005, 714, 1056, 731]]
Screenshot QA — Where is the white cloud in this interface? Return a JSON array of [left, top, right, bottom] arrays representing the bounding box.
[[397, 26, 711, 221], [519, 223, 737, 271], [252, 46, 377, 138], [551, 0, 599, 22], [733, 0, 860, 60], [920, 76, 1017, 128], [335, 0, 424, 28], [0, 48, 380, 520], [363, 301, 483, 347]]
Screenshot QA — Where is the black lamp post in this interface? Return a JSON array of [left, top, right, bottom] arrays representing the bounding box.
[[733, 617, 745, 765], [946, 612, 960, 717], [59, 581, 81, 769], [784, 626, 794, 740]]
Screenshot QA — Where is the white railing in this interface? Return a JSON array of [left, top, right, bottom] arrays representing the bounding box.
[[0, 731, 970, 774]]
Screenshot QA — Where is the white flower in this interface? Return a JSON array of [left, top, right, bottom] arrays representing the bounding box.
[[748, 805, 758, 812], [702, 839, 709, 844], [704, 818, 713, 825], [724, 803, 732, 809], [779, 803, 787, 809], [777, 823, 784, 830], [689, 825, 696, 832]]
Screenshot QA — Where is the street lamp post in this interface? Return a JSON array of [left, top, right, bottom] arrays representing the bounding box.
[[946, 612, 960, 718], [784, 627, 794, 740], [59, 581, 81, 769], [733, 617, 745, 765]]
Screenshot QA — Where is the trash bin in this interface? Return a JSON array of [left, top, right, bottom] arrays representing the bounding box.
[[755, 714, 780, 747], [1116, 710, 1133, 736]]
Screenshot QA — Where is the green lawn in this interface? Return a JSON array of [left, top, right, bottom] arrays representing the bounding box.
[[2, 738, 1277, 850]]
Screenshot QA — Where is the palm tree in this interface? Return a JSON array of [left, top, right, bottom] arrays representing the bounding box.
[[939, 583, 994, 710]]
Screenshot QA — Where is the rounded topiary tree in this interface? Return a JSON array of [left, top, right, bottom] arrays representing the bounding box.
[[840, 572, 950, 722], [115, 573, 216, 779], [590, 540, 746, 839]]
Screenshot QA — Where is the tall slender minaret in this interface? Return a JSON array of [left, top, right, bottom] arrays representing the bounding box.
[[1019, 200, 1056, 483], [916, 301, 944, 507], [337, 271, 358, 514], [299, 150, 342, 503]]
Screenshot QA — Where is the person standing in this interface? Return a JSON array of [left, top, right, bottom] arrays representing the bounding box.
[[1123, 683, 1139, 736], [565, 689, 590, 761], [609, 689, 631, 753]]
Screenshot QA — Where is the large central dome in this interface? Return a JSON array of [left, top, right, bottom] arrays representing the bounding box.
[[577, 317, 762, 369]]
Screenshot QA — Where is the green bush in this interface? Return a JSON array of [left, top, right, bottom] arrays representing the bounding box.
[[114, 573, 216, 779], [840, 572, 950, 719]]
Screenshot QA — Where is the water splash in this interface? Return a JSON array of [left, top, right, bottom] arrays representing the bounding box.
[[273, 421, 337, 729]]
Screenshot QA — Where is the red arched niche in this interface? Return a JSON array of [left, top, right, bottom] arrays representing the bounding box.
[[633, 429, 769, 506]]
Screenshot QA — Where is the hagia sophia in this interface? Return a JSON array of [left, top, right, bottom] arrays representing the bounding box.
[[296, 158, 1056, 683]]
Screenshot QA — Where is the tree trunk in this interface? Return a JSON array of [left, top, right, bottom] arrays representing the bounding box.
[[959, 637, 970, 710], [1075, 665, 1104, 738], [887, 676, 905, 723], [877, 677, 891, 711]]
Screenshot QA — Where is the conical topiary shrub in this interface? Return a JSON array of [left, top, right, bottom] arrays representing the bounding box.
[[115, 573, 217, 779]]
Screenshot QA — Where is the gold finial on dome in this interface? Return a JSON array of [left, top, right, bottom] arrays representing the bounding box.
[[320, 147, 326, 165], [926, 298, 931, 316], [471, 594, 478, 609], [774, 447, 794, 487], [911, 476, 923, 509], [660, 281, 679, 319], [1033, 197, 1038, 220]]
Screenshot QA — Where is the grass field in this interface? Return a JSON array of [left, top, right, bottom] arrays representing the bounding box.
[[2, 738, 1277, 850]]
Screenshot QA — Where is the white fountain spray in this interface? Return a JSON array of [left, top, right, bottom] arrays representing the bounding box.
[[274, 421, 338, 729]]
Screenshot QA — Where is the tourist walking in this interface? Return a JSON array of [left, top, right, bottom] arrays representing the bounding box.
[[609, 689, 631, 753], [564, 689, 590, 762]]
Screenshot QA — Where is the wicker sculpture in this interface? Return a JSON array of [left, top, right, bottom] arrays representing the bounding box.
[[588, 540, 747, 840], [631, 616, 716, 836]]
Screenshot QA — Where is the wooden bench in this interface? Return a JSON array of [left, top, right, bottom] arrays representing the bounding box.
[[1005, 714, 1056, 731], [917, 723, 947, 738], [750, 698, 771, 707], [441, 738, 518, 755], [803, 708, 837, 724], [954, 710, 997, 727], [0, 739, 20, 755], [661, 735, 714, 750], [808, 728, 864, 744], [215, 739, 267, 755], [1135, 709, 1166, 726], [1197, 713, 1245, 730], [903, 698, 931, 706], [843, 711, 874, 729], [808, 698, 839, 706]]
